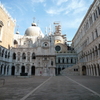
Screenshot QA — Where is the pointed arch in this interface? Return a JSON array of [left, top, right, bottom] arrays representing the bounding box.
[[5, 51, 7, 58], [21, 66, 25, 73], [2, 49, 4, 57], [11, 66, 15, 75], [8, 52, 10, 58], [82, 66, 86, 75], [32, 52, 36, 59], [22, 52, 26, 59], [13, 52, 16, 59], [31, 66, 35, 75]]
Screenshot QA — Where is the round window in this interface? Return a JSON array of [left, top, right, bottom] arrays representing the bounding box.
[[55, 46, 61, 51]]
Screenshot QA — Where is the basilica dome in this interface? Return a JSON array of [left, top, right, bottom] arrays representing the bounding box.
[[24, 23, 42, 37]]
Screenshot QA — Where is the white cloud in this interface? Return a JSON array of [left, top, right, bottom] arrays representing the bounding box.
[[57, 0, 68, 6], [67, 0, 85, 9], [31, 0, 45, 3], [52, 0, 68, 6], [46, 7, 65, 15], [46, 0, 87, 16]]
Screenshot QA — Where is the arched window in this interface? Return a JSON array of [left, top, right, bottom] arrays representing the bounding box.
[[8, 52, 10, 58], [22, 53, 26, 59], [13, 53, 16, 59], [5, 51, 7, 58], [51, 61, 53, 66], [71, 58, 73, 63], [62, 58, 64, 63], [2, 49, 4, 57], [32, 53, 36, 59], [14, 40, 18, 45], [14, 40, 18, 48], [58, 58, 60, 63]]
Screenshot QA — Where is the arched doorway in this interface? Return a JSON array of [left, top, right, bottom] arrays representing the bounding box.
[[21, 66, 25, 73], [55, 68, 57, 75], [58, 67, 61, 75], [31, 66, 35, 75], [1, 65, 3, 74], [82, 66, 86, 75], [11, 66, 15, 75], [62, 67, 65, 70]]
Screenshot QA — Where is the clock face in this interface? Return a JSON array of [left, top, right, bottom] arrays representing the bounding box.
[[55, 45, 61, 51]]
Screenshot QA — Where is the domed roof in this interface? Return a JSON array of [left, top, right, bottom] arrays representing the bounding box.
[[55, 36, 63, 41], [24, 23, 42, 36]]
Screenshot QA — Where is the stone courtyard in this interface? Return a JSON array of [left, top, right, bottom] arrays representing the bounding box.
[[0, 76, 100, 100]]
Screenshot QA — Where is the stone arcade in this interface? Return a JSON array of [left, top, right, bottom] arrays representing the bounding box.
[[1, 0, 100, 77]]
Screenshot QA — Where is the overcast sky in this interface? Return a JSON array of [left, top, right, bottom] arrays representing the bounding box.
[[0, 0, 94, 40]]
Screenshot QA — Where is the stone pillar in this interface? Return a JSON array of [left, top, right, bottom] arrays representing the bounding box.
[[54, 67, 55, 76], [25, 66, 27, 73], [91, 53, 92, 61], [35, 67, 38, 76], [86, 67, 88, 76], [98, 49, 100, 58], [19, 66, 21, 75], [28, 66, 31, 76], [0, 65, 2, 75], [64, 57, 66, 63], [8, 65, 11, 75], [96, 66, 99, 76], [15, 66, 17, 76], [57, 67, 58, 75], [91, 67, 93, 76], [60, 58, 62, 63], [5, 66, 7, 76], [56, 58, 58, 63], [92, 52, 94, 60], [93, 66, 96, 76], [73, 58, 75, 64], [80, 66, 82, 76], [88, 68, 90, 76], [68, 58, 71, 64], [2, 66, 4, 75]]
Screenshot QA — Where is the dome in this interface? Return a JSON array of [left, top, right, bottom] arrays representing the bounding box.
[[24, 23, 42, 36], [55, 36, 63, 41]]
